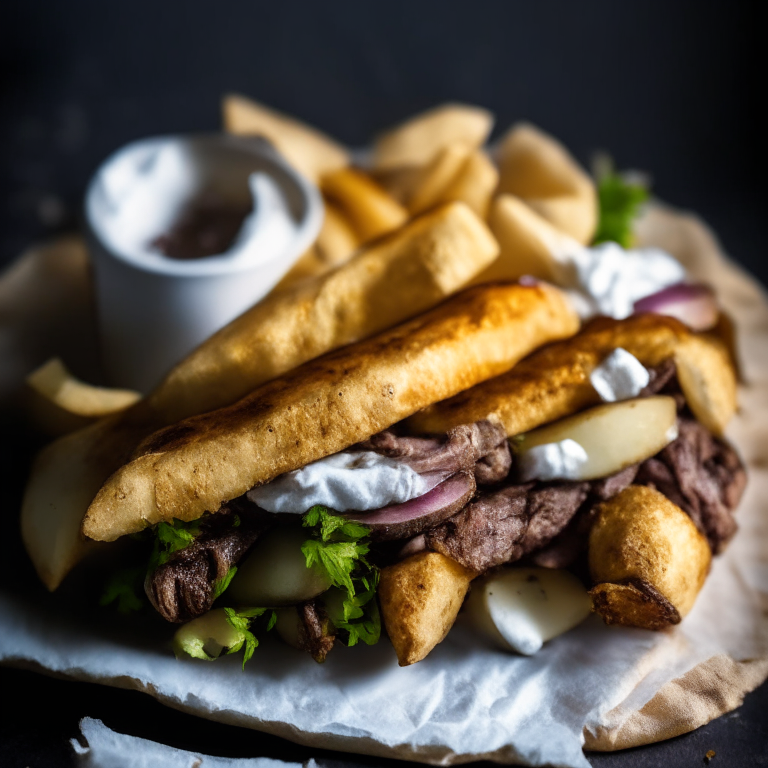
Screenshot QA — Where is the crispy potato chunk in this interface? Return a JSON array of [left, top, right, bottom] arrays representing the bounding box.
[[496, 123, 597, 244], [379, 552, 476, 666], [222, 94, 349, 180], [589, 486, 711, 629]]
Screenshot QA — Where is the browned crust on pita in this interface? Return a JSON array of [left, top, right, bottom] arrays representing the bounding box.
[[83, 282, 579, 542], [407, 314, 735, 437]]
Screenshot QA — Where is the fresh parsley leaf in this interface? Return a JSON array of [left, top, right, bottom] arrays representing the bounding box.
[[223, 607, 277, 669], [99, 566, 146, 614], [301, 507, 381, 648], [148, 518, 202, 570], [593, 172, 649, 249], [211, 566, 238, 601], [302, 505, 370, 542]]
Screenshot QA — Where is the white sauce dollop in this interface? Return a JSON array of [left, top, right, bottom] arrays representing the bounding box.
[[554, 242, 687, 320], [246, 451, 432, 514], [589, 348, 650, 402], [516, 439, 588, 483]]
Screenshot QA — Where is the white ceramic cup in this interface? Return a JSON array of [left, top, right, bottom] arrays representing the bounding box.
[[85, 134, 323, 393]]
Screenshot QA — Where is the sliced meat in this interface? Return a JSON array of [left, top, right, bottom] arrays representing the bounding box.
[[519, 482, 590, 556], [642, 359, 678, 396], [359, 420, 508, 476], [425, 484, 530, 572], [635, 417, 745, 553], [347, 471, 476, 541], [425, 480, 587, 573], [297, 600, 335, 663], [530, 465, 639, 569], [146, 507, 268, 623], [475, 440, 513, 485]]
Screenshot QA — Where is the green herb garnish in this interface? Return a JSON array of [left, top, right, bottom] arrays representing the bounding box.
[[99, 566, 146, 614], [301, 506, 381, 646], [211, 566, 238, 601], [148, 518, 203, 570], [223, 607, 277, 668], [593, 172, 649, 248]]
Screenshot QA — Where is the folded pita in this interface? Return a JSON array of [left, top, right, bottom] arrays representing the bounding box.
[[83, 282, 579, 541], [408, 314, 736, 437], [22, 202, 500, 590], [222, 94, 349, 180], [496, 123, 597, 244]]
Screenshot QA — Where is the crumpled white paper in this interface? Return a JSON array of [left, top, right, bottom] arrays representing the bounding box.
[[1, 205, 767, 768], [72, 717, 309, 768]]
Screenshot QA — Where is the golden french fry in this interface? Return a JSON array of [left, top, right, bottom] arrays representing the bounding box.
[[435, 149, 498, 219], [372, 103, 494, 171], [474, 194, 583, 284], [371, 165, 425, 205], [408, 143, 472, 214], [222, 94, 349, 180], [589, 486, 711, 629], [496, 123, 597, 244], [22, 202, 500, 589], [271, 247, 329, 293], [378, 551, 476, 666], [320, 167, 408, 242], [315, 202, 361, 265], [26, 358, 140, 436], [675, 334, 737, 437]]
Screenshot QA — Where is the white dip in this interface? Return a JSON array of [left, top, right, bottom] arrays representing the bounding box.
[[516, 439, 588, 483], [246, 451, 432, 514], [589, 348, 650, 402], [552, 241, 687, 320]]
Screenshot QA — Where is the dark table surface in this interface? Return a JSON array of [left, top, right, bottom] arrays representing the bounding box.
[[2, 1, 767, 766]]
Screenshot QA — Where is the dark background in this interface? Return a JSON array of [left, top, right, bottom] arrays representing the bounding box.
[[1, 1, 767, 766]]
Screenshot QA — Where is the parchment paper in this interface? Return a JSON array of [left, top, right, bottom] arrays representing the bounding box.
[[72, 718, 306, 768], [1, 205, 767, 768]]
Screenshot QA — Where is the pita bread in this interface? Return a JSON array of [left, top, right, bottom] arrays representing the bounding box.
[[408, 313, 736, 437], [83, 282, 579, 541]]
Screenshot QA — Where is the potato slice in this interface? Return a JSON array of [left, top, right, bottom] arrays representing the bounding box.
[[320, 167, 408, 242], [516, 396, 678, 482], [226, 527, 331, 607], [408, 143, 472, 214], [222, 94, 349, 180], [589, 485, 711, 629], [378, 551, 476, 666], [372, 103, 494, 171], [675, 334, 737, 437], [464, 567, 592, 655], [274, 606, 303, 650], [26, 358, 140, 435], [496, 123, 597, 244]]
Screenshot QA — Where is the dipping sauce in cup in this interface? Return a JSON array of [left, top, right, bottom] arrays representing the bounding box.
[[85, 134, 323, 392]]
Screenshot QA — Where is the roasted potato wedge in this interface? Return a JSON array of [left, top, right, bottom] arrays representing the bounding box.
[[320, 167, 408, 242], [475, 194, 581, 284], [379, 551, 476, 665], [373, 103, 493, 171], [589, 485, 711, 629], [26, 358, 140, 435], [496, 123, 597, 244], [408, 143, 472, 214], [222, 94, 349, 180]]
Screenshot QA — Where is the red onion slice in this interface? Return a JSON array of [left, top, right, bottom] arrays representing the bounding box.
[[346, 471, 476, 541], [633, 282, 718, 331]]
